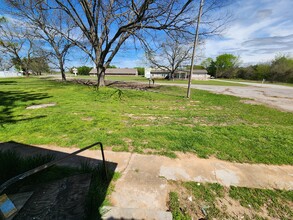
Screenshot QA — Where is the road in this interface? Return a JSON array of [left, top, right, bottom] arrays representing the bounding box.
[[158, 81, 293, 112]]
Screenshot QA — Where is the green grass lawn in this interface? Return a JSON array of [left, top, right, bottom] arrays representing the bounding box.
[[169, 181, 293, 219], [219, 78, 293, 87], [153, 78, 246, 86], [0, 77, 292, 165]]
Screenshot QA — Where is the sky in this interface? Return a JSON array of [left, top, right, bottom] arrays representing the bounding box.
[[202, 0, 293, 66], [1, 0, 293, 69], [108, 0, 293, 68]]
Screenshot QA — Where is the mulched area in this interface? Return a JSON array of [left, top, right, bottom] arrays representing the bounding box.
[[67, 78, 159, 90]]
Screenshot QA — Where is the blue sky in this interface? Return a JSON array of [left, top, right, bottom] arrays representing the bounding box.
[[203, 0, 293, 66], [106, 0, 293, 68], [1, 0, 293, 69]]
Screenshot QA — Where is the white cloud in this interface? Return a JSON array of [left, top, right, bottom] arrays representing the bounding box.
[[203, 0, 293, 64]]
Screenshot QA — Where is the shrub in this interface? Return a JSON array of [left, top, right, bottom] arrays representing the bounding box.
[[77, 66, 92, 75], [134, 67, 145, 75]]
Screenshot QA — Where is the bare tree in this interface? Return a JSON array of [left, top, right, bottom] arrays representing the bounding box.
[[143, 0, 231, 84], [41, 0, 194, 87], [146, 38, 192, 80], [0, 17, 35, 75], [4, 1, 76, 81]]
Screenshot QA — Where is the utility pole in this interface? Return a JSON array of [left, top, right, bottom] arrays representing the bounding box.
[[186, 0, 204, 98]]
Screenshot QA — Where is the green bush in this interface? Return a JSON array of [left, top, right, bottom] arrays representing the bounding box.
[[77, 66, 92, 75], [134, 67, 145, 75]]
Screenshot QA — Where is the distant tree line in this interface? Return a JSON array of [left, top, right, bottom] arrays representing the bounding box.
[[202, 54, 293, 83], [11, 56, 50, 75]]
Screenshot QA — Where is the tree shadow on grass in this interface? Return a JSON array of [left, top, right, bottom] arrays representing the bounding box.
[[0, 141, 117, 220], [0, 90, 52, 126], [0, 80, 17, 85]]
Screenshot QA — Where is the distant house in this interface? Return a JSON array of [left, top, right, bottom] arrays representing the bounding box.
[[89, 68, 138, 76], [144, 68, 210, 80], [190, 69, 210, 80], [0, 67, 22, 78], [145, 69, 168, 79]]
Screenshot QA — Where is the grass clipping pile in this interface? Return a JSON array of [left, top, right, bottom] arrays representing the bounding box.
[[168, 181, 293, 220]]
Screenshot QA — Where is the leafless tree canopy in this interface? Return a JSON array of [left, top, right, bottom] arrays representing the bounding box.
[[44, 0, 193, 87], [2, 0, 231, 86], [4, 0, 76, 80], [0, 18, 35, 74], [146, 38, 193, 79], [144, 0, 231, 83]]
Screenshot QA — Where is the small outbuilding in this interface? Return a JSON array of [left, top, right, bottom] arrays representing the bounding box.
[[144, 68, 210, 80], [190, 69, 210, 80]]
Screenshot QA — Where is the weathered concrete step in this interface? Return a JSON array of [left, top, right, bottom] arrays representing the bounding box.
[[101, 206, 172, 220]]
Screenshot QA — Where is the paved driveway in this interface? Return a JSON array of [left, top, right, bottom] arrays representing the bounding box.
[[160, 82, 293, 112]]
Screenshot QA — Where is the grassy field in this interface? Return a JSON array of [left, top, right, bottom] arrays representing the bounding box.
[[219, 78, 293, 87], [169, 181, 293, 219], [0, 77, 292, 165]]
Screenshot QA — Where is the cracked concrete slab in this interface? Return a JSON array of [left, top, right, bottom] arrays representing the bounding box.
[[6, 144, 291, 191], [110, 152, 293, 211], [111, 154, 169, 210], [2, 143, 293, 215]]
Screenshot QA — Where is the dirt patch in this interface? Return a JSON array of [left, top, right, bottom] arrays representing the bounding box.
[[169, 182, 206, 219], [65, 78, 159, 90], [143, 148, 161, 154], [215, 193, 272, 219], [124, 113, 169, 122], [107, 80, 159, 90], [169, 181, 288, 220], [26, 103, 56, 109], [122, 138, 134, 152], [122, 138, 133, 144], [141, 140, 149, 145], [240, 99, 262, 105], [210, 106, 223, 110], [124, 114, 157, 121], [169, 106, 186, 111], [81, 117, 93, 121]]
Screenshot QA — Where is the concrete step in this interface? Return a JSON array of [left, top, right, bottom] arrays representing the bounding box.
[[101, 206, 172, 220]]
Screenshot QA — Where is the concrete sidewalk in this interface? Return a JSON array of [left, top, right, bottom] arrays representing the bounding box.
[[2, 143, 292, 211], [108, 152, 293, 210], [36, 146, 293, 211], [27, 145, 292, 190]]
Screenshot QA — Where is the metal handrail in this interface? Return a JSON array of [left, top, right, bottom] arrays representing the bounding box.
[[0, 142, 108, 194]]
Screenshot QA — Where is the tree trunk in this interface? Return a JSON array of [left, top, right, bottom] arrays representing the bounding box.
[[22, 67, 29, 77], [61, 68, 66, 81], [171, 70, 175, 81], [168, 72, 172, 80], [97, 65, 105, 88], [59, 59, 66, 81]]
